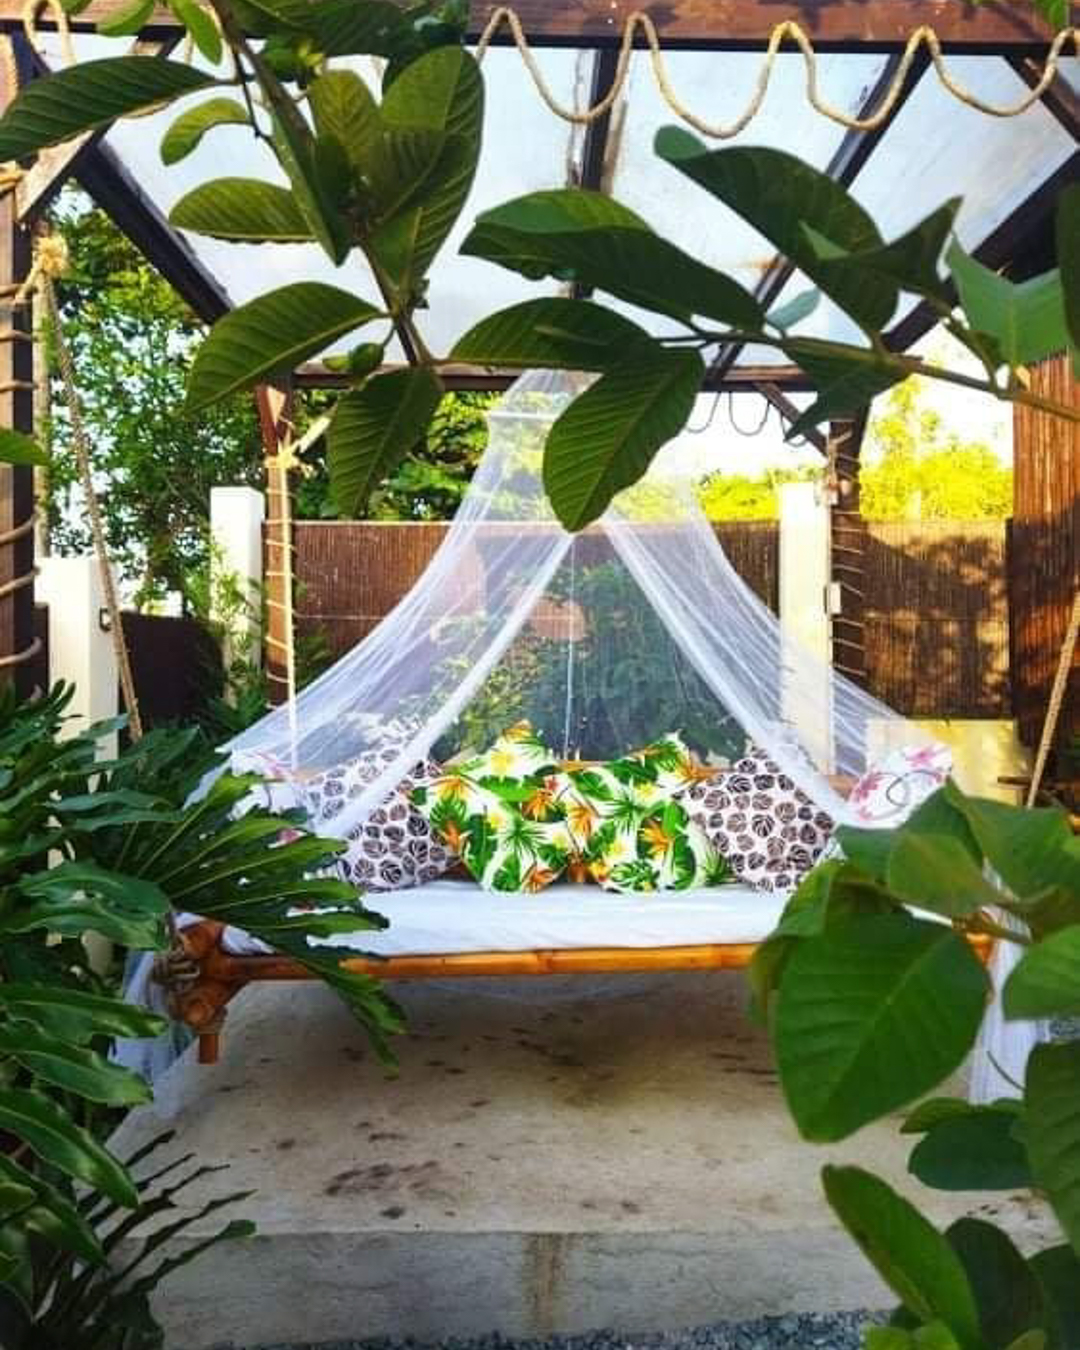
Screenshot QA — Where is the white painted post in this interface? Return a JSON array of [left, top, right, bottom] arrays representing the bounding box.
[[778, 481, 833, 770], [37, 557, 119, 752], [210, 486, 265, 682]]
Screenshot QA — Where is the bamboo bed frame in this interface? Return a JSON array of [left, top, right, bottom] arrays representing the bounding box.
[[169, 768, 993, 1064]]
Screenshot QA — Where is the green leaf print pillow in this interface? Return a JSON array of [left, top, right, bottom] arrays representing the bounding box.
[[411, 723, 571, 892]]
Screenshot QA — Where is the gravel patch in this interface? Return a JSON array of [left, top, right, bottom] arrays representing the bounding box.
[[220, 1309, 885, 1350]]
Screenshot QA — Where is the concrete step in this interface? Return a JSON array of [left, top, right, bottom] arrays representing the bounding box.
[[109, 971, 1056, 1350]]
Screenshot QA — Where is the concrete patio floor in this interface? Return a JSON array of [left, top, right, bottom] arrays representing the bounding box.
[[110, 970, 1057, 1350]]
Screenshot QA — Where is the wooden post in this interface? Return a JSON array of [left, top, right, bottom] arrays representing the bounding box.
[[256, 384, 292, 707], [0, 34, 38, 695], [828, 411, 869, 687], [1010, 353, 1079, 753]]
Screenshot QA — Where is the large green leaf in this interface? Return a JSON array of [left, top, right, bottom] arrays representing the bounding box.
[[0, 1025, 151, 1105], [0, 58, 215, 161], [160, 97, 249, 165], [775, 914, 989, 1141], [885, 832, 1003, 918], [461, 188, 764, 329], [186, 283, 383, 410], [327, 366, 443, 515], [8, 861, 170, 949], [655, 131, 894, 330], [948, 244, 1068, 369], [908, 1106, 1033, 1191], [307, 70, 380, 182], [170, 0, 223, 63], [371, 46, 483, 285], [0, 983, 166, 1043], [0, 431, 46, 467], [1004, 925, 1080, 1020], [804, 200, 959, 308], [170, 179, 314, 243], [371, 126, 469, 222], [1025, 1042, 1080, 1256], [0, 1088, 137, 1208], [97, 0, 155, 36], [1058, 184, 1080, 354], [1030, 1245, 1080, 1350], [822, 1166, 982, 1342], [451, 297, 653, 371], [942, 787, 1080, 904], [543, 346, 704, 531], [0, 1155, 103, 1265], [946, 1218, 1046, 1350], [270, 113, 352, 265], [256, 0, 413, 55], [781, 338, 903, 438]]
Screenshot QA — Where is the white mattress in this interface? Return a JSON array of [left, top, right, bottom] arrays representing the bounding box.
[[217, 878, 790, 958]]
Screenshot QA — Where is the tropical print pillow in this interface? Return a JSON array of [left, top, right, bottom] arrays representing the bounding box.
[[452, 721, 563, 817], [410, 771, 572, 893], [553, 735, 728, 893]]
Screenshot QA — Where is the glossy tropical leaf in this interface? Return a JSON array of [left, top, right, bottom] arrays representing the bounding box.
[[655, 131, 894, 330], [0, 1155, 102, 1265], [1030, 1245, 1080, 1350], [0, 1088, 137, 1208], [271, 113, 352, 264], [0, 983, 165, 1043], [451, 297, 651, 371], [160, 97, 248, 165], [1058, 184, 1080, 352], [948, 243, 1068, 368], [908, 1106, 1033, 1191], [804, 199, 959, 307], [901, 1095, 985, 1133], [186, 283, 383, 410], [461, 188, 764, 329], [0, 59, 215, 161], [946, 1217, 1046, 1350], [8, 861, 170, 949], [885, 831, 1003, 918], [543, 346, 704, 531], [942, 785, 1080, 903], [97, 0, 154, 36], [0, 1025, 151, 1106], [1004, 926, 1080, 1019], [822, 1166, 982, 1342], [775, 914, 989, 1141], [265, 0, 413, 55], [1025, 1042, 1080, 1255], [371, 46, 483, 285], [307, 70, 380, 181], [0, 430, 46, 467], [782, 338, 903, 438], [170, 178, 313, 243], [327, 366, 443, 515], [170, 0, 223, 63]]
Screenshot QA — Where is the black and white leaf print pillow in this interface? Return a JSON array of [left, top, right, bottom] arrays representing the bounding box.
[[677, 749, 834, 893], [304, 749, 452, 893]]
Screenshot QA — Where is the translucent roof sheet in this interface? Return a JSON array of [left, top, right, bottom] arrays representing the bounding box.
[[43, 34, 1073, 367]]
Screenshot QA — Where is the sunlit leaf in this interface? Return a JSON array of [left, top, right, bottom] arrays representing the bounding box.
[[451, 297, 651, 370], [170, 0, 223, 63], [655, 131, 894, 330], [186, 283, 384, 410], [461, 188, 764, 330], [327, 366, 443, 515], [97, 0, 154, 36], [948, 243, 1068, 368], [307, 70, 380, 181], [823, 1166, 982, 1342], [0, 430, 46, 467], [0, 59, 215, 161], [543, 345, 703, 532], [170, 178, 314, 242], [0, 1088, 137, 1207], [160, 97, 248, 165], [941, 784, 1080, 903], [775, 914, 988, 1141], [1025, 1041, 1080, 1255]]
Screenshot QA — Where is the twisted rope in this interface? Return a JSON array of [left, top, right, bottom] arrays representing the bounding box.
[[474, 10, 1079, 135], [1026, 589, 1080, 808]]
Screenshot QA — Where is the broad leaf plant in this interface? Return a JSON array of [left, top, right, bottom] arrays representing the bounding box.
[[0, 0, 1073, 531]]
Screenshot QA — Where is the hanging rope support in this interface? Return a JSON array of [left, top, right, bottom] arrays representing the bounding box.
[[1026, 589, 1080, 808]]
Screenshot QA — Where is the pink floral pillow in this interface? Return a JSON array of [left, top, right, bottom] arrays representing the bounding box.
[[847, 743, 953, 825]]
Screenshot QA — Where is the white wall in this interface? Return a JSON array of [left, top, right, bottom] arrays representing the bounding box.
[[37, 556, 118, 753]]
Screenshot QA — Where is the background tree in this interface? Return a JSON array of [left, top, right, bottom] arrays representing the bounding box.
[[45, 192, 262, 612]]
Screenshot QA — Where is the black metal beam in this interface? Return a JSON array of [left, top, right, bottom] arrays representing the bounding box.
[[570, 47, 620, 303], [74, 140, 231, 324], [710, 49, 930, 384], [294, 360, 816, 392], [755, 381, 826, 454], [1006, 54, 1080, 141], [885, 147, 1078, 354]]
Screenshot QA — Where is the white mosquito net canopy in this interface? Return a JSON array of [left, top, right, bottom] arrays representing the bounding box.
[[223, 369, 931, 825]]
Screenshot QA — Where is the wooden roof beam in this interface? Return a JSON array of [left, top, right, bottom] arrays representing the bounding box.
[[1006, 53, 1080, 141], [0, 0, 1062, 51], [293, 361, 816, 392]]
